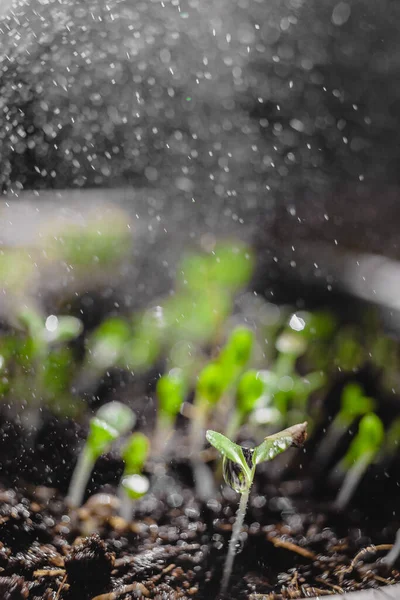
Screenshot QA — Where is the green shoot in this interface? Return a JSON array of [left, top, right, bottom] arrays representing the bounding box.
[[315, 383, 375, 471], [189, 363, 226, 500], [154, 369, 186, 455], [225, 370, 264, 440], [274, 330, 307, 379], [67, 402, 135, 507], [334, 413, 384, 510], [119, 432, 150, 521], [219, 327, 255, 373], [206, 422, 307, 595], [190, 363, 226, 456]]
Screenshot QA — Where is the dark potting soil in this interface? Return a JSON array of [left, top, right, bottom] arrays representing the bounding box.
[[0, 458, 399, 600], [1, 368, 400, 598]]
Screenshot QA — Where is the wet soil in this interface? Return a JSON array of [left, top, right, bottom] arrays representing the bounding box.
[[0, 447, 399, 600]]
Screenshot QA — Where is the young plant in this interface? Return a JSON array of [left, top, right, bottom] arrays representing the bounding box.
[[334, 413, 384, 510], [67, 401, 135, 507], [154, 369, 186, 455], [315, 382, 375, 471], [206, 422, 308, 596], [190, 362, 226, 456], [225, 369, 264, 440], [119, 432, 150, 521], [215, 326, 255, 422]]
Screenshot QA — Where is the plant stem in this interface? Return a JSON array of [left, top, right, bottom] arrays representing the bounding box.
[[334, 452, 372, 511], [118, 486, 133, 522], [220, 487, 250, 596], [66, 447, 94, 507]]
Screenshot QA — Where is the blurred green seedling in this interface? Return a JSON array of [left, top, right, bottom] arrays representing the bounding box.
[[225, 369, 264, 440], [334, 413, 384, 510], [154, 368, 186, 455], [315, 382, 375, 471], [206, 422, 307, 595], [190, 362, 226, 456], [67, 401, 135, 507], [119, 432, 150, 521], [215, 326, 255, 421], [274, 329, 307, 379], [333, 326, 364, 372]]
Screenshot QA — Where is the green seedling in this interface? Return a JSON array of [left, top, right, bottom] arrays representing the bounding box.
[[274, 330, 307, 379], [119, 432, 150, 521], [206, 422, 308, 596], [67, 401, 135, 507], [189, 363, 226, 500], [154, 369, 186, 455], [333, 326, 364, 372], [334, 413, 384, 510], [225, 369, 264, 440], [16, 308, 83, 428], [190, 362, 226, 456], [315, 382, 375, 471], [383, 417, 400, 459], [215, 326, 255, 422]]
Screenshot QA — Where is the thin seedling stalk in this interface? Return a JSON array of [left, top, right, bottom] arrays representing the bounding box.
[[118, 487, 133, 522], [334, 451, 372, 511], [67, 448, 94, 507], [221, 486, 250, 596]]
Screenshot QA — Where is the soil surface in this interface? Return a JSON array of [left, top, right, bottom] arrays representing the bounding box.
[[0, 454, 399, 600]]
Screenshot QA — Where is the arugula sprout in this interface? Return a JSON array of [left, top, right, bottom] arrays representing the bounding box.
[[190, 363, 226, 457], [154, 369, 186, 455], [334, 413, 384, 510], [225, 369, 264, 440], [206, 422, 307, 595], [119, 432, 150, 521], [315, 382, 375, 471], [67, 401, 135, 507]]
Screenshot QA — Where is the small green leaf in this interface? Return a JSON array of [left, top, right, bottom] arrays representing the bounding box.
[[236, 370, 264, 415], [206, 430, 250, 476], [275, 331, 307, 357], [44, 315, 83, 344], [121, 474, 150, 500], [253, 422, 308, 465], [87, 417, 119, 460], [96, 401, 136, 436], [88, 318, 131, 369], [122, 432, 150, 475], [339, 383, 375, 424], [221, 327, 255, 369], [157, 369, 186, 419], [197, 364, 226, 406], [343, 413, 384, 468]]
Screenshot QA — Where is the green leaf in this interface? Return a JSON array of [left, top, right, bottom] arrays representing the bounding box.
[[209, 243, 254, 290], [86, 417, 119, 460], [237, 370, 264, 415], [339, 383, 375, 424], [122, 432, 150, 475], [88, 318, 131, 369], [275, 331, 307, 357], [221, 327, 255, 369], [197, 363, 226, 406], [253, 422, 308, 465], [96, 401, 136, 436], [206, 430, 250, 476], [343, 413, 384, 468], [44, 315, 83, 344], [157, 369, 186, 419], [121, 474, 150, 500]]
